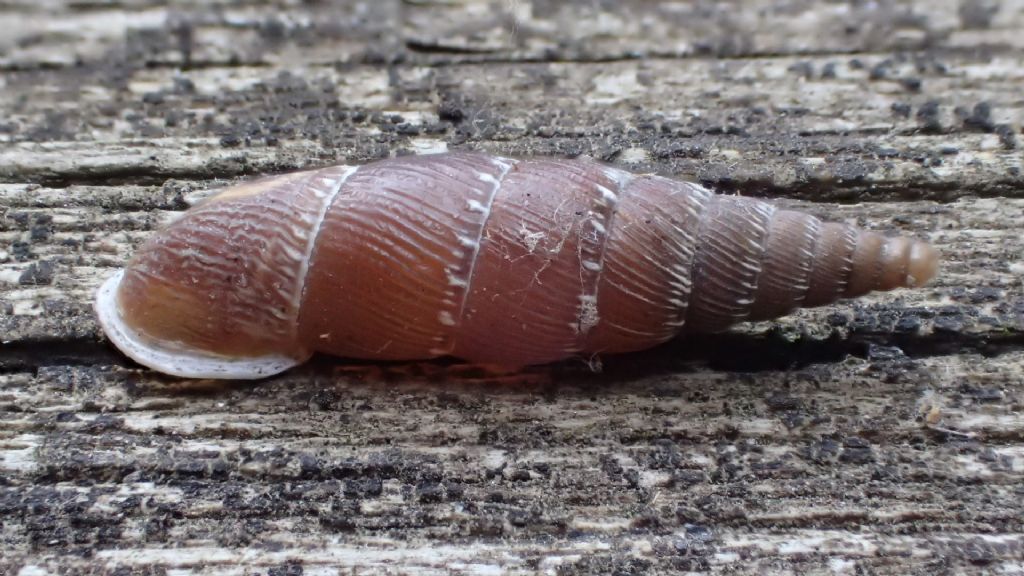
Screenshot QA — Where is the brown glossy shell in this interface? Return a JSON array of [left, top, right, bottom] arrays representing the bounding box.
[[94, 152, 939, 378]]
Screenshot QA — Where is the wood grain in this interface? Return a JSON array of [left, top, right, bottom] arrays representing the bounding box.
[[1, 0, 1022, 574]]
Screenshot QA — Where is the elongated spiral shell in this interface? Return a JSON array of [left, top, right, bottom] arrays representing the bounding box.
[[94, 152, 939, 379]]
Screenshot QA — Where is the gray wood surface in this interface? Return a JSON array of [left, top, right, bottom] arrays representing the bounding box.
[[2, 1, 1022, 574]]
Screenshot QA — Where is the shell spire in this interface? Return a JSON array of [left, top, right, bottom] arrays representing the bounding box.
[[683, 196, 939, 332]]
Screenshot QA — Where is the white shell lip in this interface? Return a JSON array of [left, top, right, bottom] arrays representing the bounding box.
[[94, 270, 309, 380]]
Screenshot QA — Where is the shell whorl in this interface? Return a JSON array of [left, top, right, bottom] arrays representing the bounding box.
[[94, 151, 939, 378]]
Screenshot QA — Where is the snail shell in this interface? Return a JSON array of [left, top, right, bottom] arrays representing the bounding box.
[[95, 152, 939, 379]]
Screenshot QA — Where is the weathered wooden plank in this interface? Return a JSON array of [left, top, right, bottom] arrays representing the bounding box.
[[1, 0, 1022, 574], [1, 54, 1021, 198], [3, 0, 1024, 70], [1, 349, 1023, 573]]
